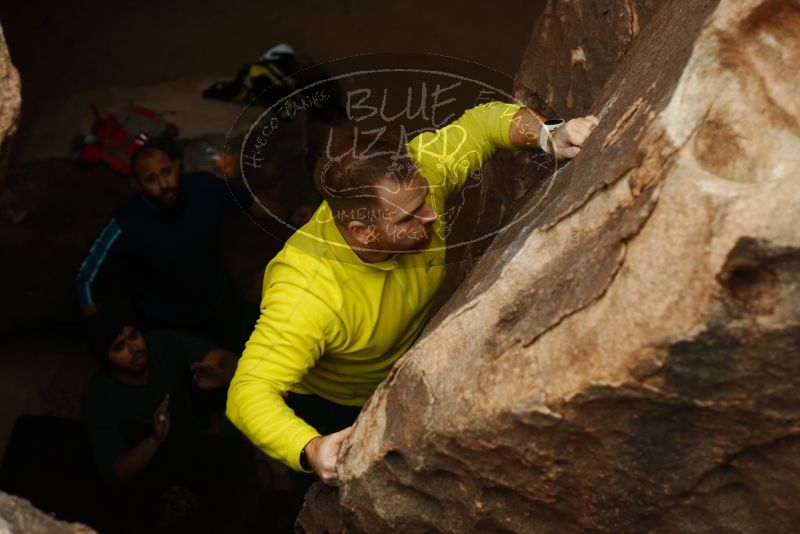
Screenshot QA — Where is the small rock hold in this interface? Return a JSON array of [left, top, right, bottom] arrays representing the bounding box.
[[571, 47, 587, 66]]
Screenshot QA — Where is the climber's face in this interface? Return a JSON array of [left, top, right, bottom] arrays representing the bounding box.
[[133, 150, 180, 206], [346, 171, 439, 255], [107, 326, 149, 374]]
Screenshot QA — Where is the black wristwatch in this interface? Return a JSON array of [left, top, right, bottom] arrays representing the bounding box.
[[300, 444, 311, 471]]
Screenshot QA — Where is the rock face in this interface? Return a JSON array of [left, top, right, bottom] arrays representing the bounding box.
[[298, 0, 800, 532], [0, 491, 94, 533], [0, 22, 20, 184], [438, 0, 663, 308], [0, 20, 22, 224], [514, 0, 662, 118]]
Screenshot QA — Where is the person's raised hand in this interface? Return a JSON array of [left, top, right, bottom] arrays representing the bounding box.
[[191, 361, 225, 390], [304, 426, 354, 485], [551, 115, 600, 159], [151, 394, 171, 444]]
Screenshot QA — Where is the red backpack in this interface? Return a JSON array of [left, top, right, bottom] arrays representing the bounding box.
[[76, 103, 179, 175]]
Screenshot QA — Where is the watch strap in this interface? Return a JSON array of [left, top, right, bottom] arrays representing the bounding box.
[[300, 444, 311, 471], [540, 118, 565, 154]]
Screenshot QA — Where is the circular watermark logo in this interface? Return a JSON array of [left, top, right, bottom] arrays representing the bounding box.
[[225, 53, 562, 267]]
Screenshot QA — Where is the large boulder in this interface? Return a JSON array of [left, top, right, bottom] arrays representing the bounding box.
[[0, 491, 93, 533], [298, 0, 800, 531], [0, 22, 20, 185]]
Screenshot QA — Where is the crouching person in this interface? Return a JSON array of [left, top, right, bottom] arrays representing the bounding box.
[[80, 311, 251, 532]]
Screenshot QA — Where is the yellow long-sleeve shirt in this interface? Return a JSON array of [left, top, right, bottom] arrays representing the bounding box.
[[226, 101, 522, 471]]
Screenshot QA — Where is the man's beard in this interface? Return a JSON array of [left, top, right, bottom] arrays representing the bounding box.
[[374, 234, 431, 255], [116, 350, 149, 375], [159, 189, 178, 205], [147, 190, 180, 212], [389, 225, 434, 254]]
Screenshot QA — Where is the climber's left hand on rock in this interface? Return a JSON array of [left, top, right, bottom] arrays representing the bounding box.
[[552, 115, 600, 159], [304, 425, 354, 485]]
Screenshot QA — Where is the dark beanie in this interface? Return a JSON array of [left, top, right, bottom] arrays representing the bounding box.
[[83, 311, 137, 365]]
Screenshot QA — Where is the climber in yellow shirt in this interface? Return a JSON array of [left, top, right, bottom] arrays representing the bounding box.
[[227, 101, 599, 484]]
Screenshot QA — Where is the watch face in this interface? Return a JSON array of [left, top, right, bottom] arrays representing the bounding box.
[[545, 119, 565, 126]]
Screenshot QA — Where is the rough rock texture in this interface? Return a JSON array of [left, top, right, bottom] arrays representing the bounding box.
[[0, 491, 94, 533], [298, 0, 800, 532], [0, 21, 22, 223], [438, 0, 663, 310], [514, 0, 662, 118], [0, 22, 20, 183]]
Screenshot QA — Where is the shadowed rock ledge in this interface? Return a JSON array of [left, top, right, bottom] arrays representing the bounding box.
[[298, 0, 800, 532]]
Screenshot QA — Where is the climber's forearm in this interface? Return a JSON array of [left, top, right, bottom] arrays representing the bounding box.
[[112, 435, 160, 481], [509, 107, 548, 150]]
